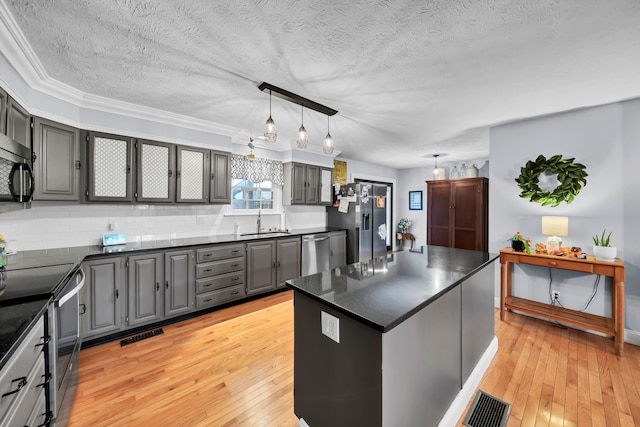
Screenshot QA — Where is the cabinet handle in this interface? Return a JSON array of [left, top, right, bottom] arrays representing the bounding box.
[[231, 264, 239, 268], [203, 253, 212, 258], [2, 377, 27, 397], [176, 170, 181, 179], [204, 283, 212, 287], [36, 373, 52, 388], [550, 261, 557, 266], [115, 289, 119, 299], [231, 277, 239, 281], [204, 298, 212, 303], [156, 282, 160, 291], [166, 281, 169, 289], [272, 261, 276, 268], [211, 173, 215, 181], [79, 303, 86, 315], [35, 336, 51, 347], [231, 250, 239, 253], [204, 268, 212, 273], [277, 261, 281, 267], [168, 169, 173, 177], [75, 160, 81, 170], [126, 166, 131, 174], [231, 291, 240, 296]]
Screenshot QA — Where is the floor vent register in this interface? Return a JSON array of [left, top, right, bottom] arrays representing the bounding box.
[[462, 390, 511, 427], [120, 328, 164, 347]]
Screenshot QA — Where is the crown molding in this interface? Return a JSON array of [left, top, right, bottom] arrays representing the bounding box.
[[0, 1, 239, 137]]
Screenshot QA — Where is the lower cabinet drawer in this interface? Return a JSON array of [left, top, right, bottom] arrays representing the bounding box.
[[0, 316, 44, 419], [196, 285, 246, 310], [25, 386, 47, 427], [197, 257, 245, 278], [1, 354, 45, 427], [196, 271, 245, 294]]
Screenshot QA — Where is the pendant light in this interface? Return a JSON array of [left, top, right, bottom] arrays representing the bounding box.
[[322, 115, 334, 154], [263, 90, 277, 143], [433, 154, 440, 174], [296, 105, 308, 148]]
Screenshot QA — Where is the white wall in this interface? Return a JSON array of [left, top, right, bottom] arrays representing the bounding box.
[[489, 100, 640, 337]]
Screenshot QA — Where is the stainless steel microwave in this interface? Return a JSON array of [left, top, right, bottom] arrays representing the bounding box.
[[0, 133, 33, 213]]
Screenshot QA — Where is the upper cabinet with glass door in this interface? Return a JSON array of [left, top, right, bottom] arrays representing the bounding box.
[[86, 132, 134, 202], [319, 167, 333, 205], [135, 139, 176, 203], [176, 146, 209, 203]]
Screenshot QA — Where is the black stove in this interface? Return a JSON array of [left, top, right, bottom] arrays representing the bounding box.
[[0, 263, 78, 305]]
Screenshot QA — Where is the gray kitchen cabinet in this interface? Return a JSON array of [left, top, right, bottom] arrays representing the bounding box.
[[276, 237, 301, 288], [329, 230, 347, 269], [135, 139, 176, 203], [164, 249, 195, 317], [6, 95, 31, 148], [283, 162, 329, 205], [127, 252, 164, 327], [246, 240, 277, 295], [319, 167, 333, 205], [209, 149, 231, 203], [32, 116, 81, 201], [195, 243, 246, 309], [0, 87, 7, 134], [304, 164, 320, 204], [0, 315, 47, 427], [86, 131, 134, 202], [176, 145, 209, 203], [81, 257, 125, 339]]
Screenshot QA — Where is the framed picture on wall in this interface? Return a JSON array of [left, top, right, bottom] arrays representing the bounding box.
[[409, 191, 422, 210]]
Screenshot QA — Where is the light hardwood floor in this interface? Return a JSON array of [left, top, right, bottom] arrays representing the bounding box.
[[69, 290, 640, 426]]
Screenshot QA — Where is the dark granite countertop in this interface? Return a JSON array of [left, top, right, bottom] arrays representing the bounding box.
[[2, 226, 344, 270], [286, 245, 498, 332], [0, 226, 343, 370], [0, 298, 49, 369]]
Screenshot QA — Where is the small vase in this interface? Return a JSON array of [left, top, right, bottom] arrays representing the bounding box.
[[593, 245, 617, 262], [511, 240, 525, 252]]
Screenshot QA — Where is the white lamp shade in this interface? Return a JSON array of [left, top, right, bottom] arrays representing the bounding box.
[[541, 216, 569, 237]]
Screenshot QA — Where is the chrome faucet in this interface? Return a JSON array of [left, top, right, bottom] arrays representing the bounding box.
[[257, 209, 261, 234]]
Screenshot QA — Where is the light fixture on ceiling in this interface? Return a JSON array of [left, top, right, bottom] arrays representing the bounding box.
[[433, 154, 440, 174], [296, 105, 308, 148], [263, 90, 277, 143], [258, 82, 337, 151], [323, 116, 334, 154]]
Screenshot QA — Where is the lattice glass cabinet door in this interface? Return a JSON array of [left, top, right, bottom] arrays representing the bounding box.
[[87, 132, 134, 202], [136, 139, 176, 203], [176, 146, 209, 203]]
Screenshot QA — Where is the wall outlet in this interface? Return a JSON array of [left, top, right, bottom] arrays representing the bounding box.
[[108, 219, 116, 231], [321, 311, 340, 343], [553, 291, 560, 301]]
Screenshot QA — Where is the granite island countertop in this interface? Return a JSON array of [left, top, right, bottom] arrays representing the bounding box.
[[286, 245, 498, 332]]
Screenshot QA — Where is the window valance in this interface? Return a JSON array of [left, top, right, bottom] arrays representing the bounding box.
[[231, 154, 284, 186]]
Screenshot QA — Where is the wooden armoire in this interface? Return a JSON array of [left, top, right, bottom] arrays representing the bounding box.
[[426, 177, 489, 252]]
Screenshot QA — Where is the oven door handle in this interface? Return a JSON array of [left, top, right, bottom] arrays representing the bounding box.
[[58, 269, 86, 306]]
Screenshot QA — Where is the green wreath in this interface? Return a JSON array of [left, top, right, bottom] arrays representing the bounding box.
[[515, 154, 588, 207]]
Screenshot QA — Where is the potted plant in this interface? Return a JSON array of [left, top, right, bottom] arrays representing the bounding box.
[[509, 232, 530, 253], [592, 230, 617, 262], [397, 218, 412, 238]]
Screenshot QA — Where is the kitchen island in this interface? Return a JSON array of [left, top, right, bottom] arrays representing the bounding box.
[[286, 245, 498, 427]]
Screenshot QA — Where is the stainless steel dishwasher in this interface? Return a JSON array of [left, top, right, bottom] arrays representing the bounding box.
[[301, 233, 330, 276]]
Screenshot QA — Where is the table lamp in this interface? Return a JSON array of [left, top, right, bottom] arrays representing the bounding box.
[[541, 216, 568, 253]]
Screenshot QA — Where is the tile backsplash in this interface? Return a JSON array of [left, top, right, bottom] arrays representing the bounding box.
[[0, 203, 328, 252]]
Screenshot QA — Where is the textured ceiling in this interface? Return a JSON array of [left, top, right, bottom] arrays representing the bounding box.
[[4, 0, 640, 168]]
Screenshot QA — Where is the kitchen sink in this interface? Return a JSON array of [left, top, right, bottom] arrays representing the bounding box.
[[240, 231, 291, 238]]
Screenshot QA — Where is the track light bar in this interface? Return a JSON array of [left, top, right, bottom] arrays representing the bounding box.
[[258, 82, 338, 116]]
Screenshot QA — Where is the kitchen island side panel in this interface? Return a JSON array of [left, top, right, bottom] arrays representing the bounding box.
[[293, 292, 382, 426], [461, 264, 495, 383], [381, 285, 462, 427]]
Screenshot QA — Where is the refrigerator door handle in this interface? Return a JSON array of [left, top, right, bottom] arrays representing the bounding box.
[[362, 213, 370, 230]]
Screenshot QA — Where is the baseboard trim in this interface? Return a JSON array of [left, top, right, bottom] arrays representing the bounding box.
[[625, 328, 640, 346], [438, 336, 499, 427]]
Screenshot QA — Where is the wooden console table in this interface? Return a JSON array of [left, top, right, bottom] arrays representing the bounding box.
[[500, 248, 625, 356]]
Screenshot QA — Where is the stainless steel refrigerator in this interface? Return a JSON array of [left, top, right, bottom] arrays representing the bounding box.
[[327, 182, 388, 264]]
